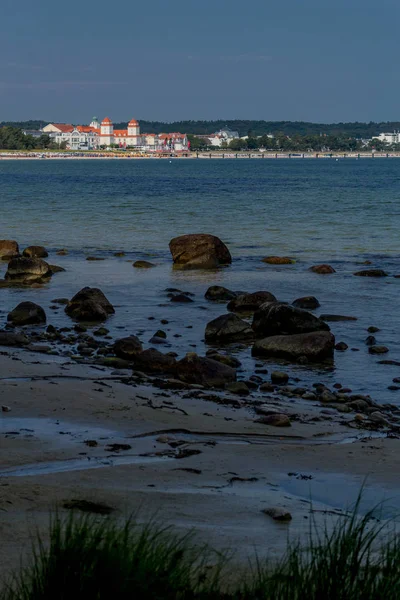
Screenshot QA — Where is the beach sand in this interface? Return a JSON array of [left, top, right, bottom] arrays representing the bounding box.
[[1, 348, 400, 581]]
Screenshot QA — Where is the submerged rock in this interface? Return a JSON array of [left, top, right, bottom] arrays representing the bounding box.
[[7, 302, 46, 326], [321, 314, 357, 322], [204, 286, 237, 302], [353, 269, 388, 277], [22, 245, 48, 258], [369, 346, 389, 355], [262, 256, 294, 264], [5, 257, 52, 284], [309, 264, 336, 274], [227, 291, 277, 313], [133, 260, 155, 268], [205, 313, 253, 343], [176, 352, 236, 387], [65, 287, 115, 321], [0, 240, 19, 259], [252, 331, 335, 362], [252, 303, 329, 337], [169, 233, 232, 269], [292, 296, 320, 309]]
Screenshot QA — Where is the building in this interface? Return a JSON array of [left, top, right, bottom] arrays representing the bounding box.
[[42, 116, 189, 152], [207, 127, 240, 147], [374, 132, 400, 145]]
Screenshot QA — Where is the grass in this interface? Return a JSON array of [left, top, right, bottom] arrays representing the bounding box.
[[2, 500, 400, 599]]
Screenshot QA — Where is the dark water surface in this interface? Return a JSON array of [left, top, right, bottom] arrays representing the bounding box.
[[0, 159, 399, 402]]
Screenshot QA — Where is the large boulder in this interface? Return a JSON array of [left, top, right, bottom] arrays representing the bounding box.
[[5, 257, 52, 284], [252, 303, 329, 337], [176, 352, 236, 387], [114, 336, 143, 360], [7, 302, 46, 326], [22, 245, 48, 258], [227, 291, 277, 313], [0, 331, 29, 347], [205, 313, 253, 343], [169, 234, 231, 269], [353, 269, 388, 277], [0, 240, 19, 259], [252, 331, 335, 362], [65, 287, 115, 321], [134, 348, 177, 373], [292, 296, 320, 309], [205, 286, 237, 302]]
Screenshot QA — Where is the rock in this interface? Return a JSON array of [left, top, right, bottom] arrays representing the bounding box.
[[56, 249, 68, 256], [262, 256, 294, 264], [205, 313, 253, 343], [49, 264, 66, 274], [320, 389, 337, 403], [133, 260, 155, 268], [353, 269, 388, 277], [52, 298, 69, 305], [0, 331, 29, 347], [169, 233, 232, 269], [369, 346, 389, 355], [2, 405, 11, 412], [205, 352, 241, 368], [271, 371, 289, 384], [98, 357, 132, 369], [7, 302, 46, 326], [65, 287, 115, 321], [252, 331, 335, 362], [292, 296, 320, 309], [227, 291, 277, 313], [302, 392, 317, 400], [225, 381, 250, 395], [204, 286, 237, 302], [365, 335, 376, 346], [134, 348, 177, 373], [348, 399, 369, 412], [22, 245, 48, 258], [86, 256, 105, 261], [256, 414, 291, 427], [176, 352, 236, 387], [93, 327, 109, 336], [252, 303, 329, 337], [321, 314, 357, 322], [155, 330, 167, 339], [5, 257, 52, 284], [262, 507, 292, 521], [149, 335, 167, 344], [114, 336, 143, 360], [259, 382, 275, 392], [0, 240, 19, 259], [309, 264, 336, 274], [369, 411, 390, 426], [335, 342, 349, 351], [170, 294, 193, 303], [367, 326, 380, 333]]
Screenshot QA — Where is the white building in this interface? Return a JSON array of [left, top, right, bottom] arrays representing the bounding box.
[[374, 132, 400, 145], [42, 116, 189, 152]]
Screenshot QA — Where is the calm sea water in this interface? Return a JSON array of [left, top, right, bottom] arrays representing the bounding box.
[[0, 158, 399, 403]]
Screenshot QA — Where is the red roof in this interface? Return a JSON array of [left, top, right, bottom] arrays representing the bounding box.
[[101, 117, 112, 124], [128, 119, 139, 126], [77, 126, 99, 133], [52, 123, 74, 133]]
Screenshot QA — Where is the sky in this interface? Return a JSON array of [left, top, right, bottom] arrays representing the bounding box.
[[1, 0, 399, 123]]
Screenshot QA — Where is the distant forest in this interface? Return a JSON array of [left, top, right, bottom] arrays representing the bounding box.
[[2, 119, 400, 138]]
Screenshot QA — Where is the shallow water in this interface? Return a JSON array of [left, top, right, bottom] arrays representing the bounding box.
[[0, 159, 399, 403]]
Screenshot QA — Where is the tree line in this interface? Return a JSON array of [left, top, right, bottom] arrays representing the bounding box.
[[0, 127, 61, 150], [3, 119, 400, 138], [187, 133, 395, 152]]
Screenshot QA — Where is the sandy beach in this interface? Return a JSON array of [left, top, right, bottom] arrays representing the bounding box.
[[2, 345, 400, 581]]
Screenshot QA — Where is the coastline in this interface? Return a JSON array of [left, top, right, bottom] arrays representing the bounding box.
[[1, 151, 400, 160], [2, 347, 400, 580]]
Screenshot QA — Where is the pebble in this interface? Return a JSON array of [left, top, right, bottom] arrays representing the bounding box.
[[335, 342, 348, 351]]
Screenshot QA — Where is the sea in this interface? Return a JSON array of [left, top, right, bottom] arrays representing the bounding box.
[[0, 158, 399, 403]]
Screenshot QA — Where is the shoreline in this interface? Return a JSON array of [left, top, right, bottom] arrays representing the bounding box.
[[1, 346, 400, 579], [1, 151, 400, 160]]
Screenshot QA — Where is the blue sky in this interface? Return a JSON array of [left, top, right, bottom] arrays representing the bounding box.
[[1, 0, 399, 123]]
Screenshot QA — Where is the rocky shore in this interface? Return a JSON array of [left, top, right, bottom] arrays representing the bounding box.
[[1, 233, 400, 579]]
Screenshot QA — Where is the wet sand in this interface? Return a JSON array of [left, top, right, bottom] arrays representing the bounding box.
[[2, 348, 400, 581]]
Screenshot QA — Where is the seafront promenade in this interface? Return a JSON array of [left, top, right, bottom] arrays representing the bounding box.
[[1, 150, 400, 160]]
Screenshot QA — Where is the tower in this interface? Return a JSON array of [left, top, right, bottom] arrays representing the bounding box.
[[128, 118, 140, 140], [90, 116, 100, 129], [100, 117, 114, 145]]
